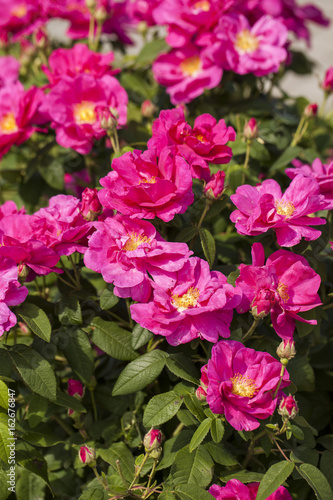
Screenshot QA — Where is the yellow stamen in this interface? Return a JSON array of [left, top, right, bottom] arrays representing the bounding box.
[[171, 287, 200, 312], [0, 113, 18, 135], [192, 1, 210, 12], [230, 373, 257, 398], [275, 200, 295, 218], [123, 232, 150, 252], [235, 29, 259, 54], [196, 134, 206, 142], [12, 5, 27, 18], [73, 102, 96, 125], [180, 56, 201, 77], [140, 176, 157, 184], [277, 282, 289, 302]]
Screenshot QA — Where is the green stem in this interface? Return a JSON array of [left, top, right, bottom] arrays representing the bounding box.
[[318, 92, 329, 117], [273, 363, 286, 399], [242, 428, 267, 467], [290, 115, 306, 147], [129, 454, 148, 489], [126, 299, 134, 329], [52, 415, 74, 436], [242, 318, 260, 343], [189, 200, 211, 250], [93, 20, 103, 50], [243, 140, 251, 169], [88, 14, 95, 49], [116, 460, 129, 488], [143, 460, 158, 499], [172, 422, 185, 437], [68, 254, 81, 288], [90, 388, 98, 422], [92, 467, 109, 490]]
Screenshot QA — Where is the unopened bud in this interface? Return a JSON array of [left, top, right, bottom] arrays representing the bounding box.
[[85, 0, 95, 10], [243, 118, 258, 140], [141, 100, 157, 118], [79, 445, 96, 466], [278, 394, 298, 420], [68, 379, 85, 400], [149, 446, 162, 459], [251, 305, 268, 320], [204, 171, 225, 201], [303, 103, 318, 117], [276, 340, 296, 361], [95, 7, 107, 23], [18, 263, 29, 280], [321, 66, 333, 93], [143, 428, 163, 452], [196, 386, 207, 401], [80, 187, 102, 221]]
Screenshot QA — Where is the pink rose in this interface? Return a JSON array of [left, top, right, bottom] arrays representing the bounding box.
[[322, 66, 333, 92], [204, 171, 225, 200], [0, 0, 48, 42], [0, 56, 20, 88], [80, 188, 102, 221], [205, 340, 290, 431], [0, 256, 28, 336], [278, 394, 298, 419], [209, 479, 292, 499], [243, 117, 258, 140], [67, 379, 85, 399]]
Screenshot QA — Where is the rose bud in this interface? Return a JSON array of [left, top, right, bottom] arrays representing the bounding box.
[[303, 103, 318, 117], [196, 386, 207, 401], [141, 100, 157, 118], [81, 188, 102, 221], [276, 340, 296, 361], [149, 446, 162, 459], [278, 394, 298, 420], [79, 445, 96, 466], [321, 66, 333, 93], [243, 118, 258, 140], [143, 428, 163, 452], [67, 379, 85, 400], [204, 171, 225, 201]]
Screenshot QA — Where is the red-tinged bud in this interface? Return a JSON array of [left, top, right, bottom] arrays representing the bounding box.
[[196, 386, 207, 401], [243, 118, 258, 140], [97, 106, 117, 132], [18, 322, 29, 335], [303, 103, 318, 117], [34, 28, 48, 49], [81, 188, 102, 221], [204, 171, 225, 201], [18, 263, 29, 280], [143, 428, 163, 452], [141, 100, 157, 118], [68, 379, 85, 400], [251, 305, 269, 320], [276, 340, 296, 361], [278, 394, 298, 420], [321, 67, 333, 93], [95, 7, 108, 22], [79, 445, 96, 466]]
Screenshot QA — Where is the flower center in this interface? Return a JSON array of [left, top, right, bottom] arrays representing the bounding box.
[[230, 373, 257, 398], [196, 133, 206, 142], [235, 30, 259, 54], [73, 102, 96, 125], [277, 282, 289, 302], [12, 5, 27, 18], [123, 232, 150, 251], [139, 176, 157, 184], [171, 287, 200, 312], [192, 1, 210, 12], [0, 113, 18, 135], [275, 200, 295, 217], [180, 56, 201, 77]]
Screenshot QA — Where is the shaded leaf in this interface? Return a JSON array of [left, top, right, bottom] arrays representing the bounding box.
[[91, 317, 138, 361], [256, 461, 295, 500], [143, 391, 183, 427], [17, 303, 51, 342]]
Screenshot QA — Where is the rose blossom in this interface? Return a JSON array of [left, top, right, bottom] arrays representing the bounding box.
[[42, 44, 119, 87], [84, 214, 192, 302], [322, 66, 333, 92], [130, 257, 242, 345], [213, 14, 288, 77], [143, 429, 163, 451], [98, 147, 194, 222], [285, 158, 333, 209], [209, 479, 292, 499], [152, 43, 222, 105], [0, 82, 44, 160], [0, 56, 20, 88], [41, 73, 128, 154], [0, 201, 25, 219], [0, 256, 28, 336], [230, 175, 330, 247], [0, 0, 47, 42], [67, 379, 85, 399], [235, 242, 321, 340], [204, 340, 290, 431]]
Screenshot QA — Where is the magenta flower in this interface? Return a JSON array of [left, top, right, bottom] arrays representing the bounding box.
[[285, 158, 333, 209], [128, 0, 162, 26], [130, 257, 242, 345], [213, 14, 288, 77], [204, 171, 225, 200], [98, 147, 194, 222], [0, 56, 20, 88], [152, 44, 222, 104], [42, 44, 119, 87], [64, 169, 91, 197], [41, 73, 128, 154], [78, 445, 96, 465], [209, 479, 292, 499], [33, 195, 94, 256], [205, 340, 290, 431], [84, 215, 192, 302], [235, 243, 321, 340], [0, 0, 47, 42], [67, 379, 85, 399], [0, 201, 25, 219], [243, 117, 258, 140], [0, 82, 44, 160], [148, 107, 235, 180], [80, 188, 102, 221], [278, 394, 298, 420], [0, 256, 28, 336], [322, 66, 333, 92], [230, 175, 330, 247], [143, 429, 163, 451]]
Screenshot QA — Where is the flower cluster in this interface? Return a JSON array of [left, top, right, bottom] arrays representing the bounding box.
[[209, 479, 292, 499]]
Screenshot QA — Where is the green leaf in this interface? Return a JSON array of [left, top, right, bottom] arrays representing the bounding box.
[[210, 418, 225, 443], [320, 451, 333, 491], [37, 158, 64, 190], [99, 286, 119, 310], [220, 470, 264, 483], [98, 442, 135, 482], [21, 422, 64, 447], [250, 141, 270, 161], [291, 424, 305, 441], [175, 485, 215, 500], [27, 395, 48, 428], [287, 357, 315, 392], [0, 470, 11, 499], [16, 468, 47, 500], [9, 345, 56, 400], [175, 227, 198, 243], [298, 463, 333, 500], [143, 391, 183, 427], [57, 296, 82, 325], [120, 73, 155, 99], [61, 328, 94, 385], [256, 461, 295, 500], [189, 419, 211, 452], [198, 228, 216, 268], [171, 445, 213, 488], [91, 317, 138, 361], [159, 493, 178, 500], [157, 430, 193, 470], [166, 354, 199, 384], [177, 409, 198, 428], [54, 389, 86, 413], [131, 324, 153, 350], [0, 380, 8, 410], [79, 489, 108, 500], [183, 394, 206, 422], [16, 303, 51, 342], [204, 442, 238, 466], [270, 146, 302, 173], [112, 351, 168, 396], [135, 39, 169, 66], [0, 420, 11, 464], [0, 347, 12, 378]]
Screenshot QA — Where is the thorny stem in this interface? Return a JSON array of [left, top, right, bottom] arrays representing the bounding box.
[[116, 460, 129, 488], [242, 428, 268, 468], [272, 436, 291, 462], [143, 460, 158, 499], [273, 363, 287, 399], [242, 318, 260, 343], [129, 453, 148, 489], [290, 115, 307, 147], [92, 467, 109, 490], [126, 299, 134, 329], [243, 140, 252, 169], [52, 415, 74, 436], [90, 388, 98, 422]]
